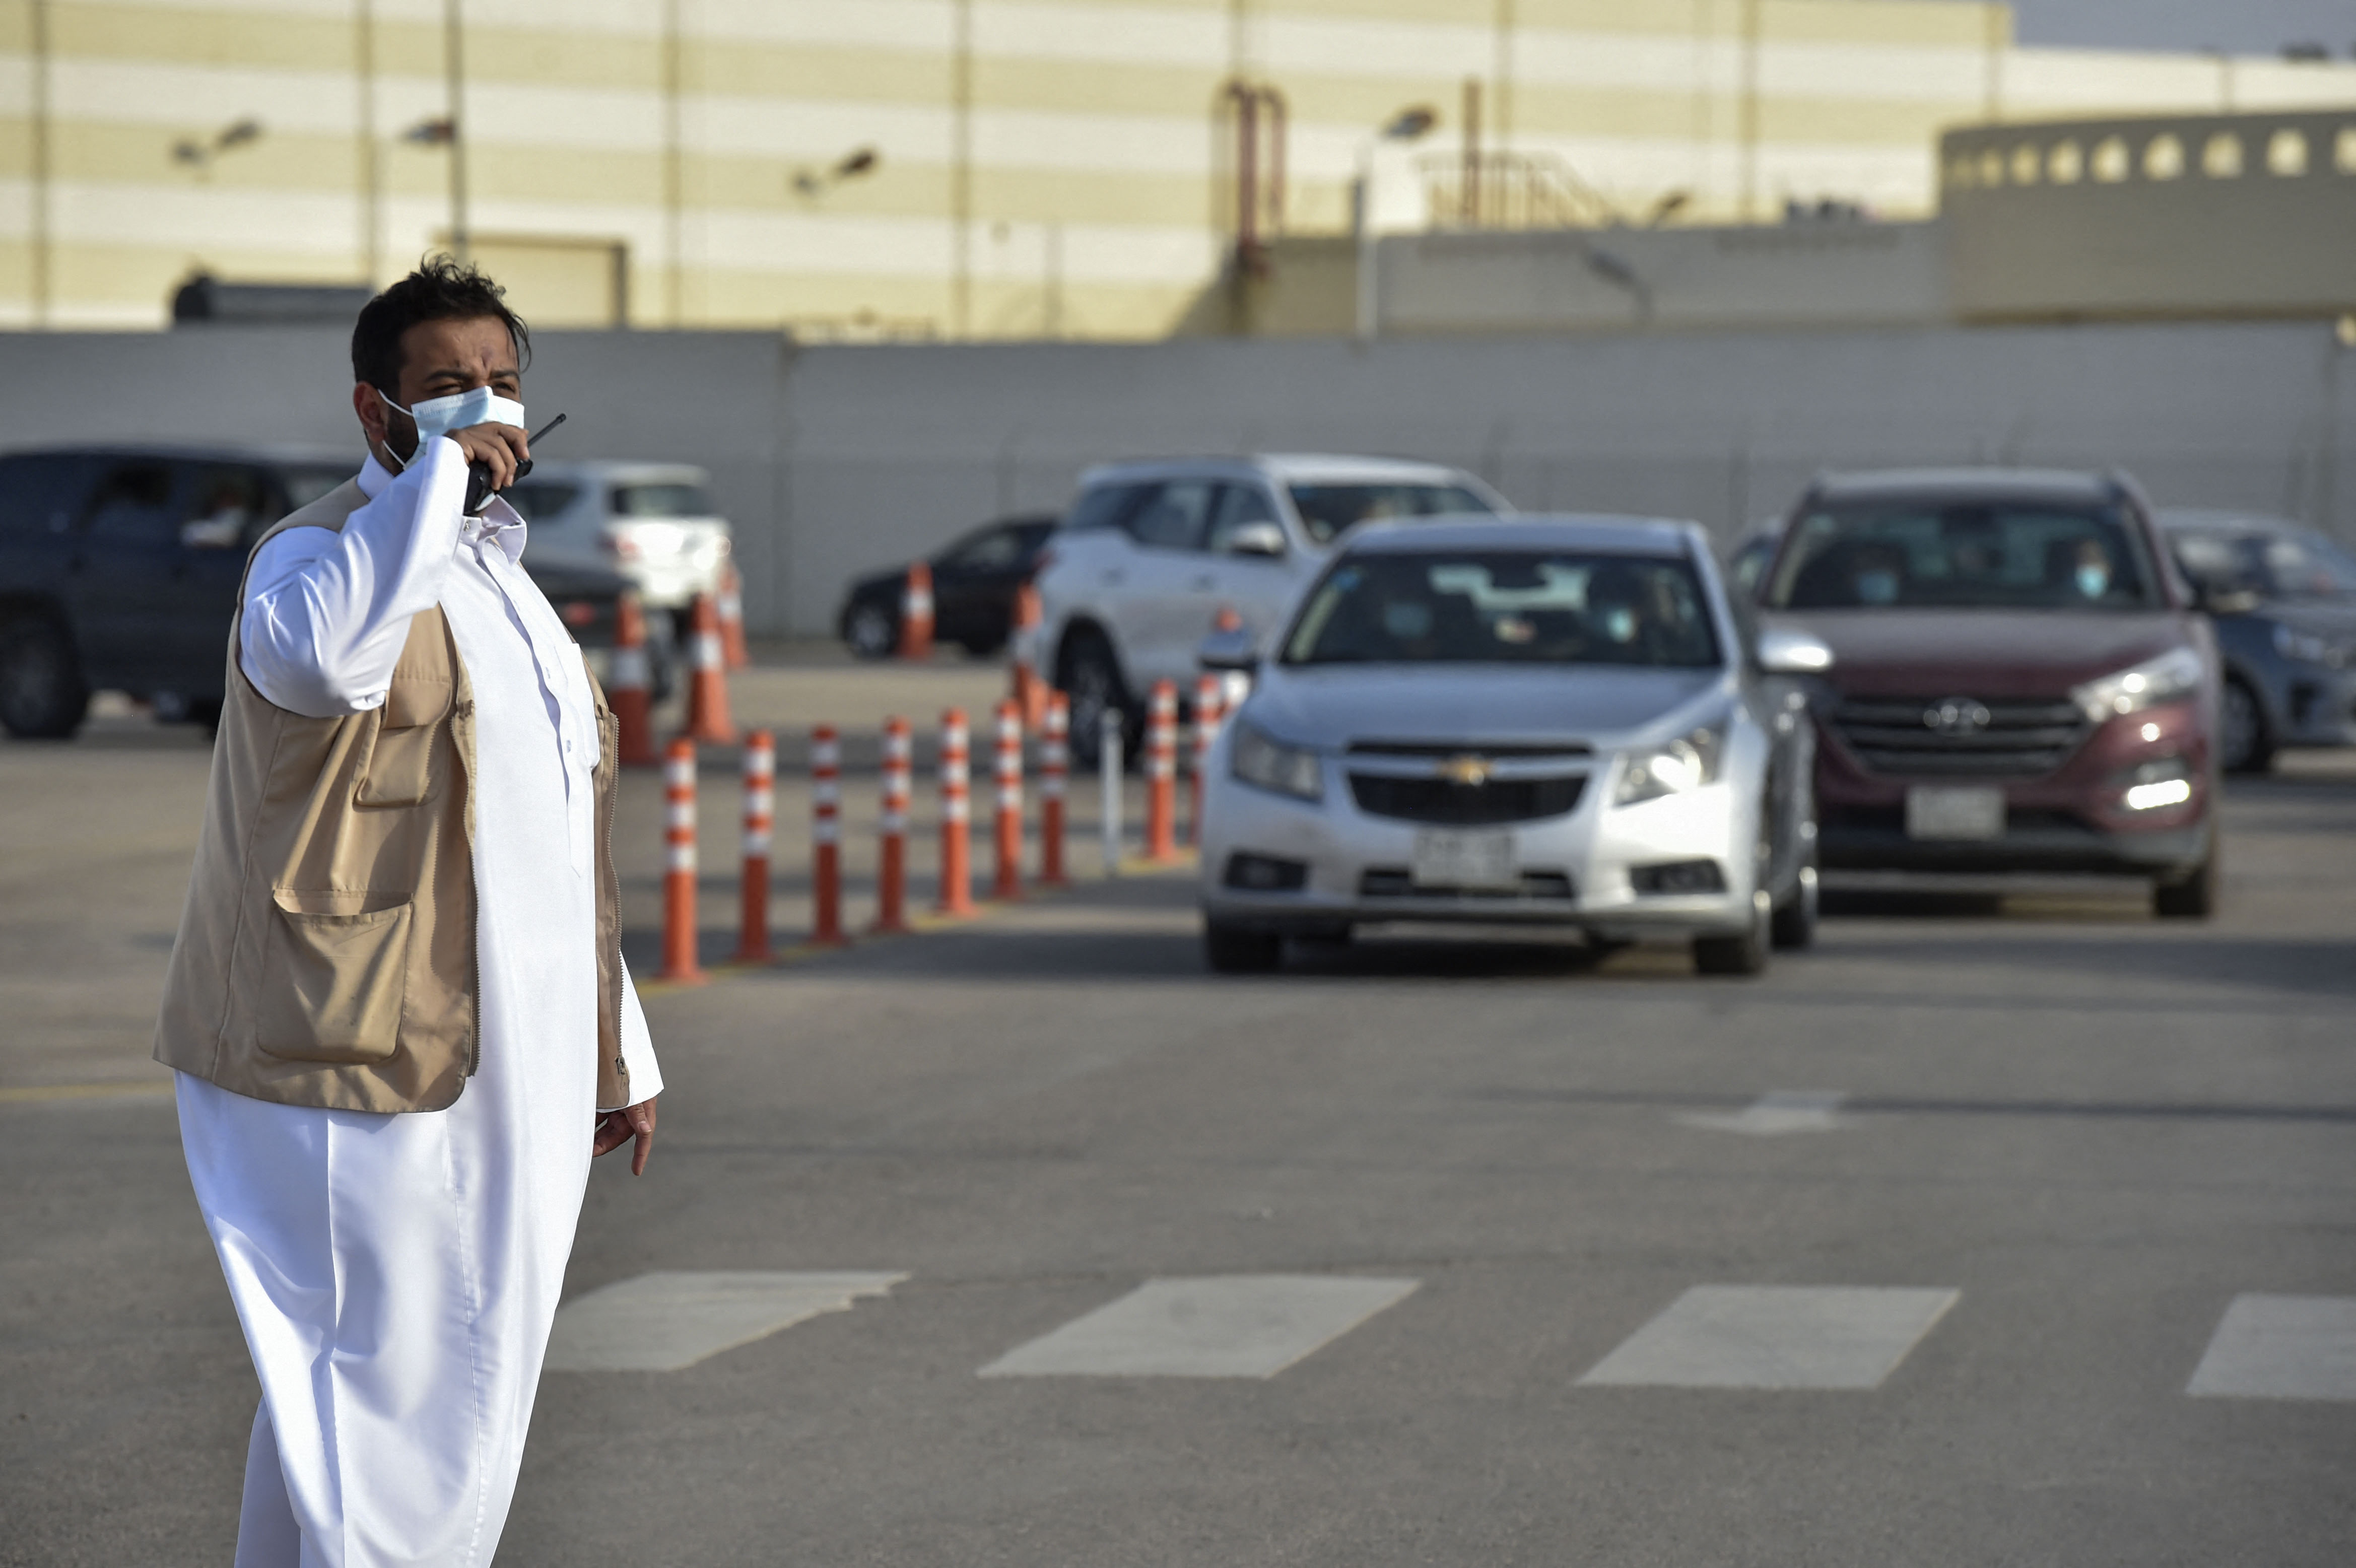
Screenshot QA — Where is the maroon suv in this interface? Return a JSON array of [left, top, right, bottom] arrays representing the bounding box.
[[1756, 469, 2219, 918]]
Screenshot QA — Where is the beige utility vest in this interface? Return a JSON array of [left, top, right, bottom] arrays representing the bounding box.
[[153, 479, 631, 1114]]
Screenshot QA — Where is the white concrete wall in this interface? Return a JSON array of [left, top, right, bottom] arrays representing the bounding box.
[[1, 320, 2349, 636]]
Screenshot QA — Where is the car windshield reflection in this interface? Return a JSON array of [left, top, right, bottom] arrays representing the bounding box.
[[1768, 501, 2163, 611]]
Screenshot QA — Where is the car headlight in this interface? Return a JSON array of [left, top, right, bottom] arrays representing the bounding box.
[[1230, 721, 1323, 802], [2272, 623, 2348, 668], [2070, 646, 2205, 722], [1613, 716, 1729, 806]]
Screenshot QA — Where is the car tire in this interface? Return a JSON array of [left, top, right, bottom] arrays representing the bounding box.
[[1203, 920, 1284, 974], [844, 602, 898, 661], [1770, 860, 1819, 951], [2218, 676, 2274, 775], [1058, 626, 1133, 769], [2152, 851, 2217, 920], [1693, 889, 1771, 976], [0, 615, 89, 740]]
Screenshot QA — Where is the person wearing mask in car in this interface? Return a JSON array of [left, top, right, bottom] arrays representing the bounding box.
[[1848, 540, 1908, 607], [153, 257, 663, 1568]]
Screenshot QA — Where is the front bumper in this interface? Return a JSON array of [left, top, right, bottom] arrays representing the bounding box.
[[2270, 664, 2356, 748], [1199, 764, 1763, 940]]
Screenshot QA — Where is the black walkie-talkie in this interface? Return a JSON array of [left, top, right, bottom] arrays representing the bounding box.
[[464, 413, 568, 516]]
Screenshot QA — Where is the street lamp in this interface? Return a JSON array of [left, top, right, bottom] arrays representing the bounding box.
[[1355, 105, 1438, 343]]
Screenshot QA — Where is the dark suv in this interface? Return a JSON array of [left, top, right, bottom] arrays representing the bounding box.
[[0, 445, 663, 739], [1755, 469, 2220, 918]]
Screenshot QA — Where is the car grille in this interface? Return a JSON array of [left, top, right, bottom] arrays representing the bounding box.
[[1348, 773, 1587, 826], [1830, 696, 2089, 778], [1360, 868, 1576, 901]]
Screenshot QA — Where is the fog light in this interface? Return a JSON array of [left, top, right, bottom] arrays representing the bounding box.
[[2124, 778, 2192, 811], [1223, 852, 1308, 892], [1630, 859, 1727, 895]]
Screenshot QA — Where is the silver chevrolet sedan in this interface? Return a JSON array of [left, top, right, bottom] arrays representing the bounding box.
[[1196, 516, 1830, 976]]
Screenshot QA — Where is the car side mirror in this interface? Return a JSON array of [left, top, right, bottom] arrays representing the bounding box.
[[1197, 627, 1259, 673], [1226, 521, 1287, 558], [2192, 579, 2261, 617], [1754, 627, 1834, 674]]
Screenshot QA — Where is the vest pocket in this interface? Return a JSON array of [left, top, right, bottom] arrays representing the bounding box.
[[256, 896, 415, 1064], [356, 680, 450, 808]]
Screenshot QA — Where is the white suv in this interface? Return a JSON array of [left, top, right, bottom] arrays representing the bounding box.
[[502, 460, 733, 625], [1026, 454, 1507, 760]]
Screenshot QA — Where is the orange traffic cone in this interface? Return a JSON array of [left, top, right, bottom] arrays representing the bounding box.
[[611, 591, 658, 766], [682, 592, 738, 744], [716, 562, 751, 671], [1009, 582, 1046, 729], [900, 561, 935, 661]]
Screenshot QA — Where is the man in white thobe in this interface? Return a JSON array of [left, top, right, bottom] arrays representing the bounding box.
[[157, 260, 662, 1566]]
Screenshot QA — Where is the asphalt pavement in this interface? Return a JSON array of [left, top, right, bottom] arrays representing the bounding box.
[[3, 669, 2351, 1566]]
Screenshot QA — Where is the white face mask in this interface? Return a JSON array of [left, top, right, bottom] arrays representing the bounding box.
[[378, 386, 526, 468]]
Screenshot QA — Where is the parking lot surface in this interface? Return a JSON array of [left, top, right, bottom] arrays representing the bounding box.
[[3, 665, 2351, 1566]]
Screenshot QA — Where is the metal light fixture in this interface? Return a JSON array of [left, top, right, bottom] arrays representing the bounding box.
[[794, 145, 883, 197], [172, 117, 264, 173]]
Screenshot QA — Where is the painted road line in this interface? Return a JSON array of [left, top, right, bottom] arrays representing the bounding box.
[[545, 1271, 907, 1373], [1579, 1285, 1960, 1391], [978, 1274, 1420, 1380], [1675, 1090, 1848, 1136], [2187, 1294, 2356, 1401]]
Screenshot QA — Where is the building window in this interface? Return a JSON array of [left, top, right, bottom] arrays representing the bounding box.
[[2010, 144, 2041, 185], [2267, 128, 2309, 177], [2201, 132, 2243, 178], [2047, 140, 2083, 183], [1977, 147, 2005, 187], [1946, 154, 1977, 190], [2338, 126, 2356, 174], [2093, 136, 2131, 182], [2143, 133, 2184, 180]]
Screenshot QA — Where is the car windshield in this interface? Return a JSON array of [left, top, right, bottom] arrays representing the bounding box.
[[2170, 527, 2356, 599], [611, 483, 713, 517], [1766, 499, 2163, 611], [1282, 551, 1721, 669], [1286, 483, 1494, 544]]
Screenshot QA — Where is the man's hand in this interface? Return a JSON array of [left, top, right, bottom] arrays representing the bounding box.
[[593, 1097, 658, 1176], [447, 422, 530, 493]]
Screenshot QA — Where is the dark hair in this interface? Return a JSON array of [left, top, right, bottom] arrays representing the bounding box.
[[350, 255, 531, 394]]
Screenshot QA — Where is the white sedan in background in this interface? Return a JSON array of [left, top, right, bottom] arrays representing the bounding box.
[[1197, 517, 1829, 976], [503, 459, 734, 627]]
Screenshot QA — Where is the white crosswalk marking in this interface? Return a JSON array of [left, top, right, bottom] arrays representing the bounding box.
[[978, 1274, 1421, 1379], [546, 1270, 907, 1373], [1675, 1090, 1849, 1136], [2187, 1294, 2356, 1401], [1578, 1285, 1959, 1390]]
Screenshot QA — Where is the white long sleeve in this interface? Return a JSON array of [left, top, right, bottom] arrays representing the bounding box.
[[240, 441, 474, 717], [609, 963, 664, 1109]]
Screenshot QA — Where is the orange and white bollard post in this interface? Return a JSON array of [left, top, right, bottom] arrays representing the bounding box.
[[659, 738, 706, 984], [1190, 673, 1225, 846], [682, 592, 738, 744], [1009, 582, 1046, 729], [936, 708, 975, 915], [732, 730, 775, 964], [872, 717, 912, 934], [809, 724, 845, 946], [1145, 679, 1179, 862], [1038, 692, 1070, 887], [900, 561, 935, 661], [992, 700, 1024, 900], [610, 591, 658, 766], [716, 561, 751, 671]]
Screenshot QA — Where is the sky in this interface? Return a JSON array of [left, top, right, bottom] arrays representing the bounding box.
[[1993, 0, 2356, 54]]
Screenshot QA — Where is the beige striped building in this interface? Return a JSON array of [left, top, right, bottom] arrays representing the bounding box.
[[8, 0, 2356, 337]]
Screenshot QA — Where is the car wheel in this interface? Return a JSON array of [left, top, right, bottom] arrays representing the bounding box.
[[1204, 920, 1284, 974], [2152, 851, 2217, 919], [1694, 889, 1771, 976], [1770, 859, 1819, 951], [2218, 677, 2274, 775], [1058, 627, 1132, 769], [0, 616, 89, 740], [844, 602, 897, 660]]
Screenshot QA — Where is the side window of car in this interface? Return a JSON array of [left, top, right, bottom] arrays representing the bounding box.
[[0, 454, 102, 541], [1205, 483, 1280, 553], [946, 527, 1022, 573], [504, 482, 582, 524], [180, 465, 271, 550], [1123, 480, 1218, 553], [81, 461, 181, 550], [1063, 482, 1152, 533]]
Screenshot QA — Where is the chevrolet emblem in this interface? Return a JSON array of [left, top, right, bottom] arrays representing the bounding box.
[[1439, 755, 1492, 787]]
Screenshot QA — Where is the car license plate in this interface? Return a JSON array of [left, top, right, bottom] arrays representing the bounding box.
[[1411, 829, 1517, 890], [1905, 786, 2005, 841]]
